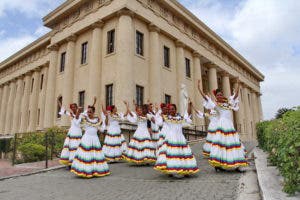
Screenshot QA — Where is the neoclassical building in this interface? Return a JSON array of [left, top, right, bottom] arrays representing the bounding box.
[[0, 0, 264, 141]]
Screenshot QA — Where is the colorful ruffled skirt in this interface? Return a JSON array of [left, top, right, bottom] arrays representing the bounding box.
[[154, 128, 199, 176], [59, 129, 82, 166], [103, 125, 127, 162], [123, 125, 156, 165], [209, 118, 248, 169], [70, 131, 110, 178], [202, 126, 217, 157]]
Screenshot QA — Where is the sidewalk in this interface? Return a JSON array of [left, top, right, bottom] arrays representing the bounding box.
[[0, 159, 62, 179]]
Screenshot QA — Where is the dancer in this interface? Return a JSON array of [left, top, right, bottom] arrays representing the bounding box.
[[58, 101, 82, 167], [156, 103, 169, 152], [70, 105, 110, 178], [154, 103, 199, 177], [197, 79, 248, 172], [102, 104, 127, 162], [123, 101, 156, 165], [147, 103, 160, 149]]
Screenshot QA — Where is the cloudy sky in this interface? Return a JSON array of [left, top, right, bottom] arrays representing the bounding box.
[[0, 0, 299, 119]]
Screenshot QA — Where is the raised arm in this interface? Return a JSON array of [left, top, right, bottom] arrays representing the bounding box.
[[187, 98, 192, 116], [92, 96, 97, 107], [233, 79, 241, 100], [124, 101, 133, 117], [197, 79, 208, 101], [132, 99, 137, 111]]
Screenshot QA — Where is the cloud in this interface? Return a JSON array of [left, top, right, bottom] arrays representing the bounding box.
[[179, 0, 300, 119]]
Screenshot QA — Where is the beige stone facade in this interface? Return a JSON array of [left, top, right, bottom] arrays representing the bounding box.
[[0, 0, 264, 141]]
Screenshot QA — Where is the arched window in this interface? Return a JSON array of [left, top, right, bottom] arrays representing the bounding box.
[[57, 96, 63, 119]]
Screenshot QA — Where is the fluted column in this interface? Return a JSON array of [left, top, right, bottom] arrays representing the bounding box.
[[251, 90, 258, 139], [28, 70, 40, 132], [11, 78, 23, 133], [257, 93, 263, 121], [116, 9, 134, 110], [20, 73, 31, 132], [242, 85, 251, 140], [44, 45, 58, 128], [38, 66, 48, 130], [5, 81, 17, 134], [88, 21, 104, 109], [193, 52, 204, 126], [233, 80, 244, 134], [0, 86, 3, 121], [207, 64, 218, 93], [149, 24, 161, 104], [175, 41, 185, 113], [0, 84, 9, 134], [221, 72, 231, 97], [61, 35, 76, 126]]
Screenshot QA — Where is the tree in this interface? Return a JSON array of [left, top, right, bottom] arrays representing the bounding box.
[[275, 107, 292, 119]]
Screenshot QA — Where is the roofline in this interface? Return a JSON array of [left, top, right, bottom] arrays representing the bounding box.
[[168, 0, 264, 81]]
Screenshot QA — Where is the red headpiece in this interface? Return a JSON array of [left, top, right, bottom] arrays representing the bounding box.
[[160, 103, 166, 109], [106, 106, 112, 111]]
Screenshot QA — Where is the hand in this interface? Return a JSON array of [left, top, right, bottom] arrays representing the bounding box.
[[123, 100, 128, 106], [94, 96, 97, 102]]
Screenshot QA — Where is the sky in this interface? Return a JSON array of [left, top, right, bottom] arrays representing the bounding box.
[[0, 0, 299, 120]]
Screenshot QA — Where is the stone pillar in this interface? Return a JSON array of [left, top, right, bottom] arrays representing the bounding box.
[[20, 73, 31, 132], [193, 52, 204, 126], [251, 90, 258, 139], [175, 41, 185, 113], [116, 9, 134, 110], [44, 45, 58, 128], [232, 80, 244, 134], [257, 93, 263, 121], [61, 35, 76, 126], [242, 85, 251, 140], [88, 21, 104, 110], [38, 65, 48, 130], [149, 24, 161, 104], [28, 70, 40, 132], [0, 84, 9, 134], [4, 80, 17, 134], [11, 78, 23, 133], [207, 64, 218, 94], [221, 72, 231, 98], [0, 86, 3, 121]]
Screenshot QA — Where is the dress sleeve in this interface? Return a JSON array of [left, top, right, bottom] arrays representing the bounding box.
[[59, 107, 71, 117], [127, 112, 137, 123], [99, 121, 106, 133], [229, 94, 239, 111], [155, 114, 163, 127], [119, 113, 125, 121], [203, 96, 216, 110], [196, 110, 205, 119], [183, 113, 193, 125]]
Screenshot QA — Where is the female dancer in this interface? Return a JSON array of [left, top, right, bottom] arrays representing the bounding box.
[[102, 104, 127, 162], [147, 103, 160, 149], [70, 105, 110, 178], [123, 101, 156, 165], [155, 103, 169, 152], [154, 103, 199, 177], [197, 79, 248, 171], [58, 101, 82, 167]]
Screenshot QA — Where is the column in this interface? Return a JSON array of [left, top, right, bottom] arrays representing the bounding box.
[[207, 63, 218, 93], [38, 66, 48, 130], [44, 45, 58, 128], [0, 84, 9, 134], [193, 52, 204, 126], [251, 90, 258, 139], [28, 70, 40, 132], [149, 24, 161, 104], [257, 93, 263, 121], [4, 80, 17, 134], [116, 9, 134, 110], [232, 80, 244, 134], [221, 72, 231, 97], [88, 21, 104, 110], [175, 40, 185, 113], [0, 86, 3, 121], [242, 85, 251, 140], [19, 73, 31, 132], [11, 78, 23, 133]]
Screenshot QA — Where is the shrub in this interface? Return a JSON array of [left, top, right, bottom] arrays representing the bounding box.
[[257, 108, 300, 195], [18, 143, 46, 163]]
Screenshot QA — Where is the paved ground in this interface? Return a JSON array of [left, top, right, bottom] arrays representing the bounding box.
[[0, 159, 60, 178], [0, 143, 255, 200]]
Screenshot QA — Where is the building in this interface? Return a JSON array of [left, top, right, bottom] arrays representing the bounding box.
[[0, 0, 264, 141]]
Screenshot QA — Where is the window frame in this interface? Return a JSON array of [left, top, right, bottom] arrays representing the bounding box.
[[81, 42, 88, 65], [107, 29, 115, 54], [136, 31, 144, 56]]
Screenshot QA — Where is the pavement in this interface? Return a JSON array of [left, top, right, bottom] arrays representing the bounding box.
[[0, 142, 259, 200]]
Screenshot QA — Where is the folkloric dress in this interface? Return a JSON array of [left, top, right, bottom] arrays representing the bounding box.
[[154, 114, 199, 176], [148, 111, 160, 149], [196, 110, 218, 157], [123, 112, 156, 164], [59, 108, 83, 166], [70, 116, 110, 178], [102, 113, 127, 162], [204, 95, 248, 169]]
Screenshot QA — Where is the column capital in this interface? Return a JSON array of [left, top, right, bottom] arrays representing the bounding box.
[[192, 51, 201, 58], [66, 34, 77, 42], [47, 44, 59, 51], [117, 8, 135, 18], [91, 20, 104, 29], [204, 62, 217, 69], [148, 23, 160, 33], [175, 40, 185, 48], [219, 71, 230, 77]]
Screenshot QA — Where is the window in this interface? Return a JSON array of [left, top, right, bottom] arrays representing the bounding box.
[[40, 74, 44, 90], [79, 91, 85, 108], [60, 52, 66, 72], [105, 84, 113, 107], [136, 85, 144, 106], [81, 42, 88, 64], [107, 29, 115, 54], [31, 78, 34, 93], [185, 58, 191, 78], [136, 31, 144, 56], [165, 94, 171, 104], [164, 46, 170, 68], [57, 96, 63, 118], [37, 109, 40, 125]]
